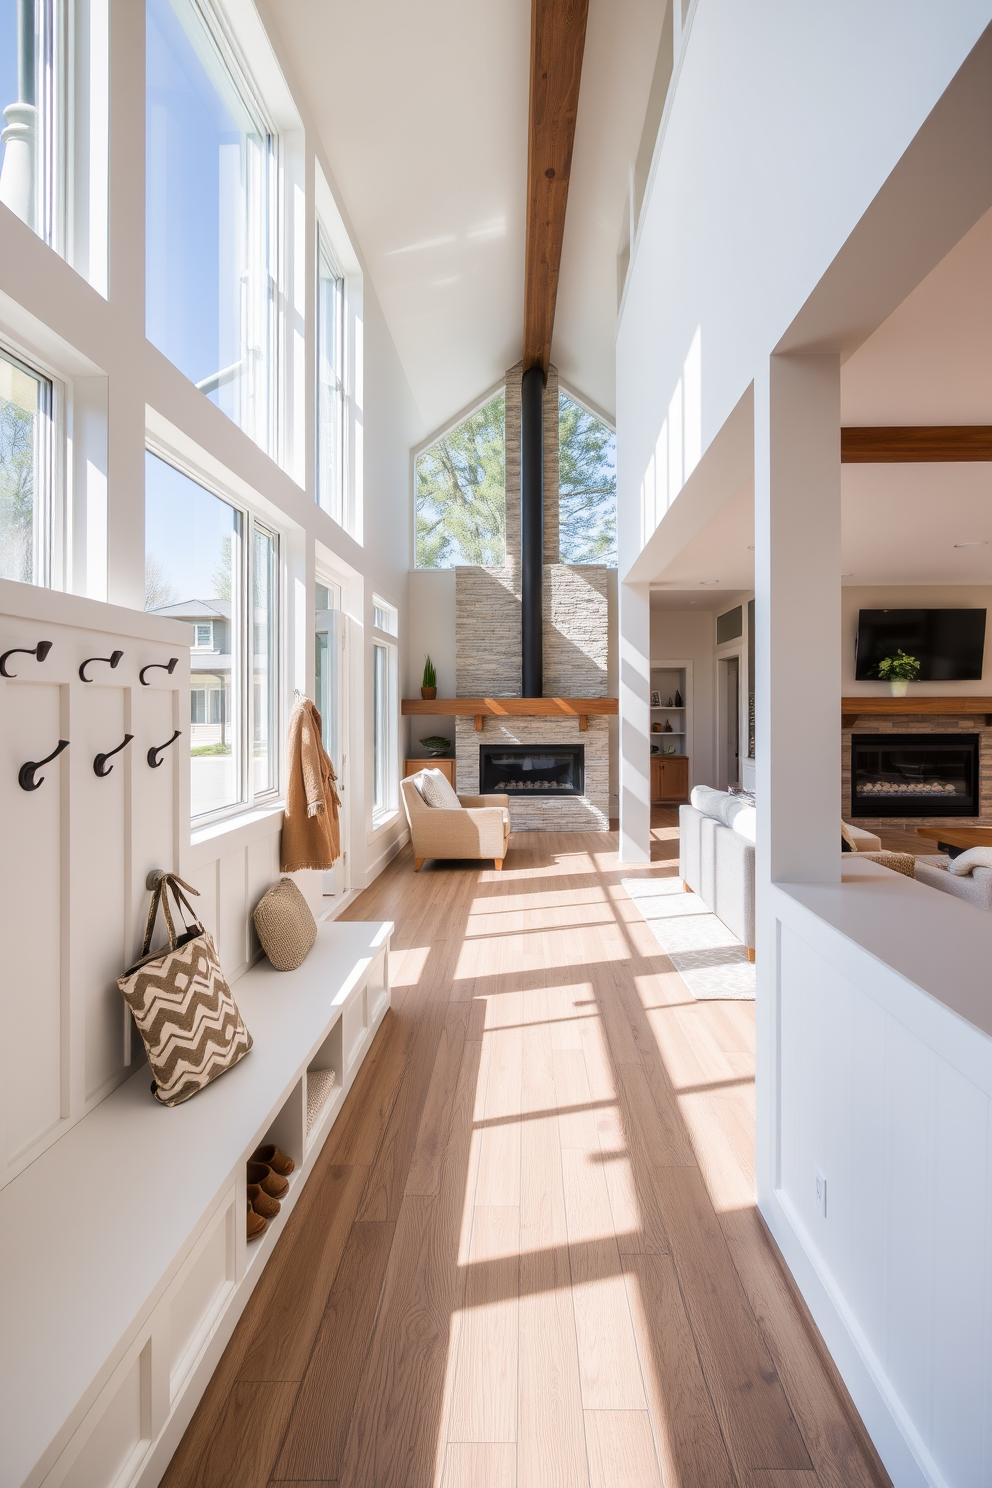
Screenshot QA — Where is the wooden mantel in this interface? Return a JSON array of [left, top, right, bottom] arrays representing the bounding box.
[[402, 696, 618, 733], [841, 696, 992, 728]]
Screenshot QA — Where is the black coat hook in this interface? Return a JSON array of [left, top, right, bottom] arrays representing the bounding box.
[[19, 738, 69, 791], [139, 657, 179, 686], [93, 733, 133, 777], [1, 640, 53, 678], [147, 729, 182, 768], [79, 650, 124, 682]]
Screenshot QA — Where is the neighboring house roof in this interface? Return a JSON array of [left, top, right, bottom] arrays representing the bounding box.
[[148, 599, 232, 621]]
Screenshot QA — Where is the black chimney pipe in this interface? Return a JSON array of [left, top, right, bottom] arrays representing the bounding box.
[[520, 366, 544, 697]]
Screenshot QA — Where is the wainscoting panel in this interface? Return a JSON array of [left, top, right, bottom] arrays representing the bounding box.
[[0, 581, 189, 1191]]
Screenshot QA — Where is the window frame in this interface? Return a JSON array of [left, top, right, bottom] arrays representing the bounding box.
[[371, 596, 399, 828], [0, 336, 65, 591], [145, 0, 281, 459], [316, 222, 346, 527], [144, 442, 282, 826]]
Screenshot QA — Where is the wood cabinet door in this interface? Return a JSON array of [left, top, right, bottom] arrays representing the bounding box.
[[654, 755, 689, 802]]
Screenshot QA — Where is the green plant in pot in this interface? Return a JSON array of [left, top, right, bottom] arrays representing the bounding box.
[[419, 735, 451, 757], [421, 654, 437, 700], [874, 648, 920, 697]]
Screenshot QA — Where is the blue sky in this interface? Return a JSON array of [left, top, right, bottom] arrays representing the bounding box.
[[145, 452, 239, 607], [0, 2, 16, 122]]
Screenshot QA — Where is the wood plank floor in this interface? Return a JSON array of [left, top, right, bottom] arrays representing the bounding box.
[[162, 812, 891, 1488]]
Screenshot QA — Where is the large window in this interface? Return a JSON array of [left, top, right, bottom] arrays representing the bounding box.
[[316, 226, 345, 526], [372, 595, 397, 822], [558, 391, 616, 566], [415, 392, 505, 568], [0, 345, 56, 587], [144, 451, 278, 820], [146, 0, 275, 452], [0, 0, 60, 242]]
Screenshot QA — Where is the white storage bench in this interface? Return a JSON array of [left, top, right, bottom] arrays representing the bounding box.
[[0, 918, 392, 1488]]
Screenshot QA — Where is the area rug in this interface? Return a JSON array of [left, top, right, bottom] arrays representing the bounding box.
[[621, 877, 756, 1001]]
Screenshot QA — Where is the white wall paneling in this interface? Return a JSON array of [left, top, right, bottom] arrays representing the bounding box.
[[0, 581, 188, 1190], [766, 874, 992, 1488]]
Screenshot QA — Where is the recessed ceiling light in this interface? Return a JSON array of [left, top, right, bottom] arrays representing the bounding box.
[[954, 540, 987, 548]]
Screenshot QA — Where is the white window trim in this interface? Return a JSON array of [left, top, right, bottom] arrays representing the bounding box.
[[316, 222, 346, 527], [0, 334, 66, 592], [371, 630, 398, 828], [145, 439, 283, 830]]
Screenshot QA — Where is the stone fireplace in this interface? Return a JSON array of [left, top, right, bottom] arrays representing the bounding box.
[[843, 714, 992, 828], [454, 362, 611, 831]]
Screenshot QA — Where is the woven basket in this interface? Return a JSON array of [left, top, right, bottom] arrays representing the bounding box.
[[253, 877, 317, 970]]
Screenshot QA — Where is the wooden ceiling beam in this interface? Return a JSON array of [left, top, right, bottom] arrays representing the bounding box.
[[523, 0, 589, 377], [841, 425, 992, 462]]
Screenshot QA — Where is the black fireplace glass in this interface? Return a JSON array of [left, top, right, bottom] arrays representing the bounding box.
[[850, 733, 979, 818], [480, 744, 585, 797]]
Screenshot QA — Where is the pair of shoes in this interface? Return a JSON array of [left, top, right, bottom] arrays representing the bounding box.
[[252, 1142, 295, 1177], [247, 1160, 289, 1198], [247, 1200, 267, 1240]]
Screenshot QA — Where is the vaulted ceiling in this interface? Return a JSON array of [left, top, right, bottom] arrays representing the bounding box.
[[267, 0, 664, 435]]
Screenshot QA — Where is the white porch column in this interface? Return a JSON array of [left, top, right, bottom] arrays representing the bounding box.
[[619, 580, 651, 863], [754, 352, 841, 1201]]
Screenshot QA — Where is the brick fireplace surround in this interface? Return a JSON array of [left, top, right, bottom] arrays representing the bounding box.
[[454, 363, 611, 831], [842, 714, 992, 829]]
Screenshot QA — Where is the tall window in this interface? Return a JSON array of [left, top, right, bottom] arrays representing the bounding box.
[[0, 345, 55, 587], [146, 0, 275, 452], [144, 452, 278, 820], [558, 391, 617, 565], [372, 595, 397, 821], [415, 392, 505, 568], [0, 0, 61, 246], [372, 642, 390, 818], [316, 225, 345, 525]]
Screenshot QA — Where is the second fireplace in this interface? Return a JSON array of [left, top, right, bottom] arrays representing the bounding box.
[[480, 744, 585, 797]]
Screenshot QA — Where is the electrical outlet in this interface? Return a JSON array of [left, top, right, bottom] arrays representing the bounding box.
[[814, 1166, 827, 1217]]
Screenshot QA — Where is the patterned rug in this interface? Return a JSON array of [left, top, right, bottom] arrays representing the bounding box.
[[621, 876, 756, 1001]]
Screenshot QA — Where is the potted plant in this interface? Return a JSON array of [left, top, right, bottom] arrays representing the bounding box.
[[875, 648, 920, 696], [421, 655, 437, 700]]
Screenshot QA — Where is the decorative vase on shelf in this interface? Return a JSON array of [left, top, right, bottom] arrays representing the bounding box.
[[421, 686, 437, 700], [663, 719, 673, 733], [667, 696, 674, 707], [890, 679, 909, 697], [675, 688, 683, 707]]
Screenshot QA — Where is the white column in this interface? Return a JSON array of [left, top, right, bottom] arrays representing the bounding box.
[[619, 580, 651, 863], [754, 351, 841, 1202]]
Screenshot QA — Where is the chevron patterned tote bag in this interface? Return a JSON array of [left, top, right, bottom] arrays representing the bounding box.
[[118, 873, 252, 1107]]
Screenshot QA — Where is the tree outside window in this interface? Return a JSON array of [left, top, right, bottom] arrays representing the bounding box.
[[558, 391, 616, 566], [415, 392, 506, 568]]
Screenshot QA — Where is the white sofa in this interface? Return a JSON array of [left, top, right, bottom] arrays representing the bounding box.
[[680, 786, 883, 959]]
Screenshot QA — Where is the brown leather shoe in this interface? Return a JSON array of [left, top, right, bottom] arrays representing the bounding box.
[[247, 1160, 289, 1198], [247, 1201, 267, 1240], [252, 1143, 295, 1176], [247, 1183, 281, 1220]]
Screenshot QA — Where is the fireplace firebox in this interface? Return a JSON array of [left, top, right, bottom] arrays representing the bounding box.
[[850, 733, 979, 818], [480, 744, 584, 797]]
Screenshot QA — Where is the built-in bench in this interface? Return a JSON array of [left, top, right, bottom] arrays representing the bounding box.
[[0, 918, 392, 1488]]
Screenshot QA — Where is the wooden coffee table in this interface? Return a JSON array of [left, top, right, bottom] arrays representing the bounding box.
[[915, 825, 992, 852]]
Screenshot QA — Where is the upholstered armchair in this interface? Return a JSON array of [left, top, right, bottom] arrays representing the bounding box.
[[400, 774, 511, 871]]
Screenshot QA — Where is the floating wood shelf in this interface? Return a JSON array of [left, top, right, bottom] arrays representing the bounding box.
[[402, 696, 618, 733], [841, 696, 992, 728]]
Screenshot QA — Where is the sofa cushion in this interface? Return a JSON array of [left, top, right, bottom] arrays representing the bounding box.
[[946, 845, 992, 876], [689, 785, 756, 840], [419, 768, 462, 810]]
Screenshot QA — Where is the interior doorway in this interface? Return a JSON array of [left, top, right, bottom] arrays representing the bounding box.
[[315, 579, 349, 898], [719, 655, 740, 789]]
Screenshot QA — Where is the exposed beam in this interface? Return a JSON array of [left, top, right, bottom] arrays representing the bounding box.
[[841, 425, 992, 462], [523, 0, 589, 376]]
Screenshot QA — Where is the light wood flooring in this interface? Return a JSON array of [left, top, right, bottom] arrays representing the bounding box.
[[162, 811, 890, 1488]]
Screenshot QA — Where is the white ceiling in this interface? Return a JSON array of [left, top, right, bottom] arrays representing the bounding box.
[[650, 204, 992, 599], [267, 0, 662, 435]]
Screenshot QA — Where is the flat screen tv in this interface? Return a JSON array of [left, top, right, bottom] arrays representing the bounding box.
[[855, 609, 987, 681]]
